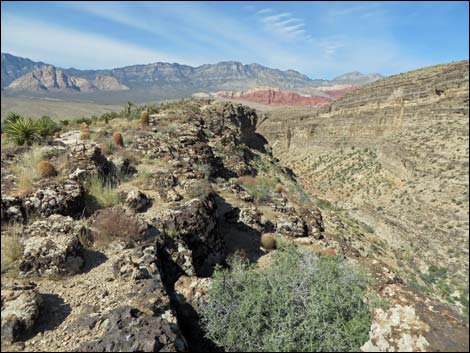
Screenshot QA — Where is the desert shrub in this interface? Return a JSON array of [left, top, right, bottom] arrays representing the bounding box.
[[237, 176, 278, 204], [112, 132, 124, 147], [83, 175, 120, 209], [140, 110, 150, 126], [186, 179, 213, 199], [91, 207, 143, 246], [36, 160, 57, 178], [260, 233, 276, 250], [35, 116, 60, 138], [202, 246, 371, 352], [1, 224, 24, 274], [60, 119, 70, 127], [4, 115, 39, 146], [76, 117, 92, 126]]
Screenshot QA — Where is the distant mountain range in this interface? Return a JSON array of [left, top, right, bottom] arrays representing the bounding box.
[[1, 53, 384, 103]]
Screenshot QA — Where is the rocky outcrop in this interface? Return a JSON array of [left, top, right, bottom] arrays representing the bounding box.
[[23, 180, 84, 219], [92, 75, 129, 91], [79, 306, 186, 352], [18, 215, 88, 277], [157, 194, 226, 279], [66, 143, 115, 180], [1, 282, 42, 343]]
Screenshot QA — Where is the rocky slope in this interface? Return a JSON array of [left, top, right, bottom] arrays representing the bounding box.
[[1, 99, 468, 352], [7, 66, 129, 92], [257, 60, 470, 319], [216, 88, 333, 106]]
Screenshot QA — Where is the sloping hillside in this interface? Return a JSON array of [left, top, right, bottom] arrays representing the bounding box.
[[257, 60, 470, 316]]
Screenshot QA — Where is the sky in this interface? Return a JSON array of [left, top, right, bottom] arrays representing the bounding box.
[[1, 1, 469, 79]]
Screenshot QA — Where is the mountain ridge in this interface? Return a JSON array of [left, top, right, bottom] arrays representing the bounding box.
[[1, 53, 383, 102]]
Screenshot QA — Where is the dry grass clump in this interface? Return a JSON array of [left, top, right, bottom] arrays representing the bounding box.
[[10, 145, 43, 195], [83, 175, 120, 209], [1, 224, 24, 274], [112, 132, 124, 147], [260, 233, 277, 250], [36, 160, 57, 178]]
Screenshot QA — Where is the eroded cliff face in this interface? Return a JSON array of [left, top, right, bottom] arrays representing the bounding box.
[[257, 60, 470, 316]]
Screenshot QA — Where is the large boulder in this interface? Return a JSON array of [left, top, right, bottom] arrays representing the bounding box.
[[18, 215, 88, 277], [79, 306, 186, 352], [156, 194, 226, 279], [22, 180, 84, 219], [66, 143, 113, 180], [1, 194, 24, 224], [1, 282, 42, 343]]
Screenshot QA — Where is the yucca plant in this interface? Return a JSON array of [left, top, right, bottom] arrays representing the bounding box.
[[4, 116, 39, 146]]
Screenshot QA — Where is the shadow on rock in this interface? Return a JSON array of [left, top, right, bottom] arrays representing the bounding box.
[[79, 248, 108, 274], [213, 193, 263, 263], [23, 294, 71, 341]]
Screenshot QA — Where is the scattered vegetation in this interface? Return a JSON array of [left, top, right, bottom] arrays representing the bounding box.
[[202, 246, 371, 352], [237, 176, 280, 204]]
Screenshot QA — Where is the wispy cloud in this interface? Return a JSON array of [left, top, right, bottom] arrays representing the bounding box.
[[258, 10, 311, 41], [257, 8, 273, 15], [1, 15, 194, 69]]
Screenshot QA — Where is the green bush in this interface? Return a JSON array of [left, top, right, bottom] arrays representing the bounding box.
[[35, 116, 60, 138], [4, 115, 39, 145], [237, 176, 278, 204], [202, 246, 371, 352]]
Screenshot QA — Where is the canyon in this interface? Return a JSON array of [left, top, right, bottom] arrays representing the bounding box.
[[257, 60, 470, 318]]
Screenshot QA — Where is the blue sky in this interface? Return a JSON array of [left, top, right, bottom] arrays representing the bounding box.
[[1, 1, 468, 79]]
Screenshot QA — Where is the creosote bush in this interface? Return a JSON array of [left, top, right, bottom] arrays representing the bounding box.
[[36, 160, 57, 178], [202, 246, 371, 352], [35, 115, 60, 138]]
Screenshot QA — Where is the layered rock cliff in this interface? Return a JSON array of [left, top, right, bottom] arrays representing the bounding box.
[[257, 60, 470, 317], [216, 88, 333, 106]]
